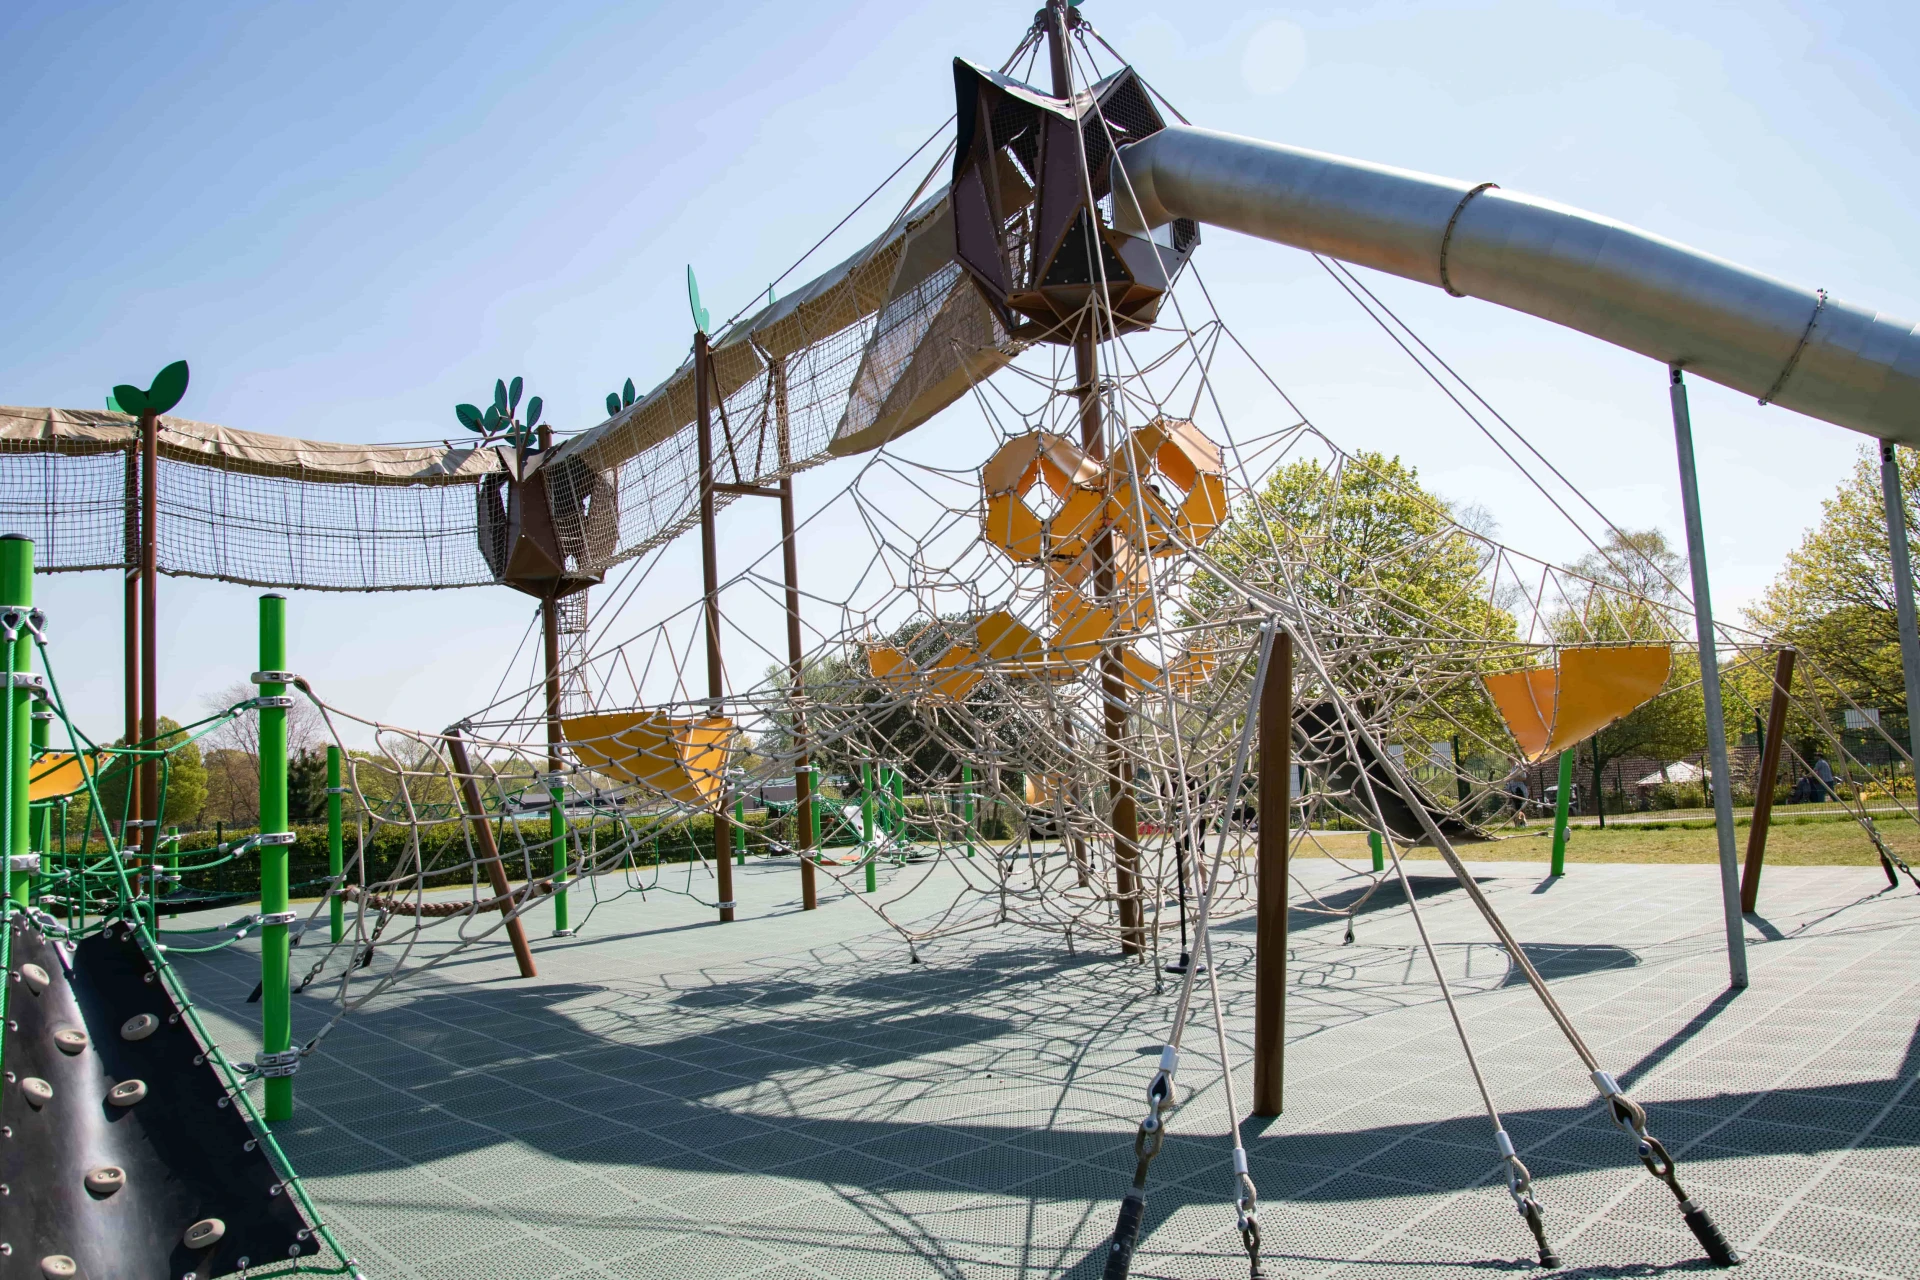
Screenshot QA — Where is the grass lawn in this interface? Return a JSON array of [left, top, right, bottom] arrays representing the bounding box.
[[1291, 811, 1915, 868]]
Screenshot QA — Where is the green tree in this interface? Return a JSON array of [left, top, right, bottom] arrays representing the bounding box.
[[89, 717, 209, 832], [1745, 444, 1917, 738], [1551, 529, 1705, 823], [201, 747, 257, 827], [1191, 450, 1522, 755], [288, 748, 329, 825]]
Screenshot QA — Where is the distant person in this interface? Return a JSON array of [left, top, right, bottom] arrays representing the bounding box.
[[1813, 757, 1836, 801], [1504, 771, 1528, 825]]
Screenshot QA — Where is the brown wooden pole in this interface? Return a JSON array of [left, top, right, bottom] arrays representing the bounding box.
[[538, 429, 565, 778], [1047, 0, 1137, 953], [772, 356, 817, 911], [122, 434, 139, 830], [139, 408, 159, 868], [1078, 331, 1141, 956], [696, 333, 736, 923], [541, 599, 562, 766], [444, 727, 537, 978], [780, 482, 818, 911], [1740, 647, 1795, 913], [1253, 631, 1293, 1116]]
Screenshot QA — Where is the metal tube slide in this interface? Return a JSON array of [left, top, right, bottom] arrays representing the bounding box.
[[1112, 125, 1920, 446]]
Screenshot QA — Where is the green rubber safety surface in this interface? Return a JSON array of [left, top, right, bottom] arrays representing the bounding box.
[[168, 859, 1920, 1279]]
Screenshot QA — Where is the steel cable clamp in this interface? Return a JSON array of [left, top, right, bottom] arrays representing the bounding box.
[[240, 1049, 302, 1079]]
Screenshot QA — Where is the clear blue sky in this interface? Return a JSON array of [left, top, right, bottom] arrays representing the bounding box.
[[3, 0, 1915, 744]]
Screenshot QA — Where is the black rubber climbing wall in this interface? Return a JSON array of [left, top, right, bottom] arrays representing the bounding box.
[[1, 915, 318, 1279]]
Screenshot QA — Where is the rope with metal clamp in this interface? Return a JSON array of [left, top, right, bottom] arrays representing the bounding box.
[[1495, 1129, 1558, 1267], [1104, 1046, 1179, 1280], [0, 606, 42, 644], [1232, 1146, 1263, 1278], [258, 910, 299, 928], [1594, 1071, 1742, 1266]]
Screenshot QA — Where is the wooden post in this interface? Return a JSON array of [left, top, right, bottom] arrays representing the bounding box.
[[695, 331, 736, 924], [445, 727, 537, 978], [538, 425, 571, 938], [1253, 631, 1293, 1116], [1077, 331, 1141, 956], [776, 356, 817, 911], [1741, 648, 1796, 912]]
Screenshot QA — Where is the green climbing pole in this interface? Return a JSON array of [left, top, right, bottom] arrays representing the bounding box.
[[1550, 750, 1574, 876], [734, 795, 747, 866], [30, 698, 50, 906], [962, 762, 975, 858], [807, 767, 822, 852], [891, 767, 905, 847], [327, 745, 344, 944], [2, 536, 32, 910], [861, 762, 877, 894], [550, 772, 569, 936], [1368, 830, 1384, 873], [258, 594, 294, 1123]]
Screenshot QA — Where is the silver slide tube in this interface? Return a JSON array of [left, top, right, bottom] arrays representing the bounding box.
[[1112, 125, 1920, 446]]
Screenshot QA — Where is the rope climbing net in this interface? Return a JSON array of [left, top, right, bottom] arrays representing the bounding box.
[[8, 15, 1916, 1280]]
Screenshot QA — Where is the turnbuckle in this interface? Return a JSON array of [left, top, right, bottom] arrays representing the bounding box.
[[1593, 1071, 1741, 1268], [1495, 1129, 1560, 1268]]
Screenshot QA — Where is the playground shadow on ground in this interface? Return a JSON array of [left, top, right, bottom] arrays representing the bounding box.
[[256, 938, 1916, 1206]]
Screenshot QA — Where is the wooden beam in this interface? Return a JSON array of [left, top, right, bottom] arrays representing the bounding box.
[[444, 728, 537, 979], [1253, 630, 1293, 1116], [1740, 647, 1795, 913]]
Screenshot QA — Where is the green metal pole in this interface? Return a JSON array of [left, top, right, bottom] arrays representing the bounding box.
[[891, 768, 905, 846], [807, 767, 822, 852], [962, 762, 974, 857], [1, 537, 32, 911], [30, 704, 50, 905], [860, 762, 877, 893], [551, 775, 568, 935], [734, 795, 747, 866], [1551, 749, 1574, 877], [258, 593, 293, 1123], [1367, 830, 1384, 874], [326, 745, 344, 944]]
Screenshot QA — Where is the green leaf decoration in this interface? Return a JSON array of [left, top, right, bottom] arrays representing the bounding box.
[[112, 385, 149, 415], [483, 404, 501, 433], [455, 403, 484, 431], [508, 376, 523, 412], [606, 392, 621, 416], [493, 379, 508, 416], [105, 394, 123, 413], [525, 395, 542, 428], [687, 265, 710, 335], [622, 377, 635, 407], [146, 360, 189, 415]]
